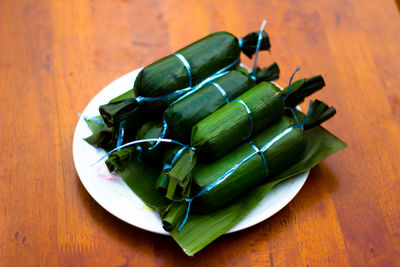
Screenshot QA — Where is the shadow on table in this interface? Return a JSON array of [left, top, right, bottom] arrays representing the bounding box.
[[76, 162, 339, 265]]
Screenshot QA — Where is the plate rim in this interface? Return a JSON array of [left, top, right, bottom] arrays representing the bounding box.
[[72, 68, 309, 236]]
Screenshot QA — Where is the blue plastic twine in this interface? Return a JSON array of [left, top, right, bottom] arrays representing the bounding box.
[[136, 145, 143, 163], [170, 67, 234, 105], [284, 107, 300, 126], [91, 138, 195, 166], [233, 99, 254, 140], [300, 100, 313, 130], [248, 141, 268, 176], [283, 66, 301, 101], [250, 19, 267, 76], [285, 99, 315, 130], [116, 120, 126, 151], [283, 65, 302, 127], [148, 120, 169, 151], [178, 198, 193, 231], [173, 53, 192, 88], [260, 126, 294, 152], [136, 61, 237, 105], [135, 87, 194, 103], [238, 38, 243, 48], [210, 82, 230, 104], [162, 146, 187, 171]]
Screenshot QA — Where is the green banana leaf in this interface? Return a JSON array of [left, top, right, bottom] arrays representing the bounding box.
[[170, 123, 346, 256], [165, 150, 196, 201], [190, 117, 305, 213], [164, 70, 256, 142], [84, 115, 105, 132], [156, 146, 191, 195], [135, 120, 165, 148], [282, 76, 325, 108], [113, 120, 345, 255], [84, 115, 146, 151], [99, 98, 143, 127], [164, 63, 280, 143], [162, 101, 336, 215], [191, 82, 284, 160], [119, 155, 170, 213], [83, 116, 117, 151], [191, 75, 325, 161], [105, 147, 136, 173], [253, 62, 280, 82], [84, 126, 116, 150], [109, 89, 135, 103]]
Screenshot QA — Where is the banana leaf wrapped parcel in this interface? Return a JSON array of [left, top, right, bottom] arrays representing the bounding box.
[[162, 100, 337, 223], [160, 75, 325, 208], [191, 116, 305, 212], [191, 75, 325, 160], [134, 30, 271, 110], [165, 63, 280, 142]]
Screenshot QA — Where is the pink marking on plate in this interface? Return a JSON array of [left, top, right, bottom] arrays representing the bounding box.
[[95, 165, 121, 182]]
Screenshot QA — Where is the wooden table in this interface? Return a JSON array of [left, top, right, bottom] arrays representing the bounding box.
[[1, 0, 400, 265]]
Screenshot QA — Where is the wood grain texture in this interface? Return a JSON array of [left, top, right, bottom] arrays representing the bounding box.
[[1, 0, 399, 266]]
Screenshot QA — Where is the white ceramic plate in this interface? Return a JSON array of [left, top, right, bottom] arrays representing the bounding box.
[[73, 69, 309, 235]]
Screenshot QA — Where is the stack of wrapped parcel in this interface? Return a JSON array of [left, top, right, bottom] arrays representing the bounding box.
[[83, 26, 346, 256]]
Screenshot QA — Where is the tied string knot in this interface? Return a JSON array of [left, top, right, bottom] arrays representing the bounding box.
[[285, 103, 313, 130], [125, 120, 168, 162], [162, 146, 188, 171], [248, 141, 268, 177]]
